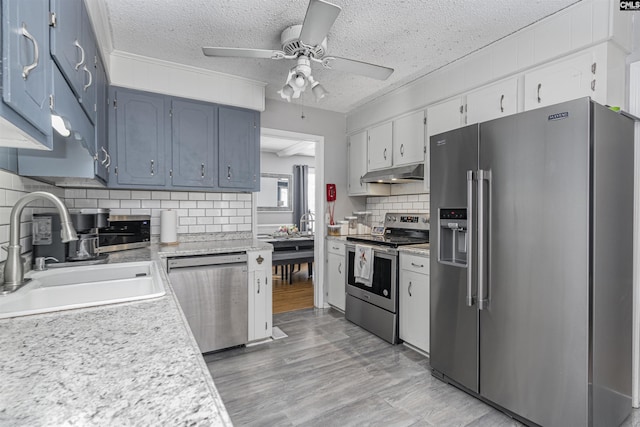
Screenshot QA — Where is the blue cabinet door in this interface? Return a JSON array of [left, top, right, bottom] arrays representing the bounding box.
[[78, 1, 96, 124], [2, 0, 52, 139], [218, 106, 259, 190], [94, 53, 108, 182], [171, 99, 217, 188], [113, 88, 169, 186], [50, 0, 83, 98]]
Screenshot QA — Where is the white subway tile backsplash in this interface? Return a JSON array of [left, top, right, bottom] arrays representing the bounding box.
[[197, 217, 213, 225], [221, 224, 237, 232], [170, 192, 188, 200], [197, 201, 214, 209], [152, 191, 171, 200], [98, 199, 121, 209], [87, 189, 110, 199], [110, 190, 131, 200], [120, 200, 141, 209], [179, 201, 197, 209], [141, 200, 161, 209], [75, 199, 98, 208], [131, 191, 151, 200], [61, 188, 254, 238], [161, 200, 180, 209]]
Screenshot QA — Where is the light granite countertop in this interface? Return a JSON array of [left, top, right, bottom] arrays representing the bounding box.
[[0, 238, 272, 426], [398, 243, 430, 257]]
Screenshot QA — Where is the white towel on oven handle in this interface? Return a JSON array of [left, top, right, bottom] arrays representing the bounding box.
[[354, 244, 373, 287]]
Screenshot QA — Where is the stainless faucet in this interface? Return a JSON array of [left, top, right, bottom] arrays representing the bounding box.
[[2, 192, 77, 292], [300, 212, 315, 233]]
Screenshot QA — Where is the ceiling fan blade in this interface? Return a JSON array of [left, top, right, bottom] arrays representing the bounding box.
[[323, 57, 394, 80], [298, 0, 341, 47], [202, 47, 285, 59]]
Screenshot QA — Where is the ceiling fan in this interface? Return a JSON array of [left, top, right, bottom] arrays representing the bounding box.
[[202, 0, 394, 102]]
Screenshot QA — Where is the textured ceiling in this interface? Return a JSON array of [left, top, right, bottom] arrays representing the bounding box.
[[102, 0, 579, 113]]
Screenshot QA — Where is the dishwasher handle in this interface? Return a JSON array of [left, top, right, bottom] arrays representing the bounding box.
[[167, 253, 247, 270]]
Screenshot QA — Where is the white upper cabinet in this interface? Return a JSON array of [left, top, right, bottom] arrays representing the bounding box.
[[426, 97, 464, 139], [348, 130, 389, 196], [392, 110, 426, 167], [466, 77, 518, 125], [523, 51, 595, 111], [367, 122, 393, 171]]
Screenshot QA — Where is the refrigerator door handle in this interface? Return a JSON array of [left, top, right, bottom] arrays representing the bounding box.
[[466, 170, 475, 307], [477, 169, 491, 310]]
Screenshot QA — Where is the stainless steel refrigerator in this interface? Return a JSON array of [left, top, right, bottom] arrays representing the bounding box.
[[430, 98, 634, 427]]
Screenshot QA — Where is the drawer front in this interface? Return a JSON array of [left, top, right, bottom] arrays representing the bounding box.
[[327, 241, 345, 256], [400, 253, 429, 275], [248, 250, 272, 271]]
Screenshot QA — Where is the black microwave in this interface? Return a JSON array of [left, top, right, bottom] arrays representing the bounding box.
[[97, 215, 151, 253]]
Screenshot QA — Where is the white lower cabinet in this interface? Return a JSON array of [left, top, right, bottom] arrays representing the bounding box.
[[399, 253, 430, 354], [247, 249, 272, 341], [326, 240, 346, 311]]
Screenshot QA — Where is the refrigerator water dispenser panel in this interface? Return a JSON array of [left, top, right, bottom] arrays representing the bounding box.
[[438, 208, 468, 267]]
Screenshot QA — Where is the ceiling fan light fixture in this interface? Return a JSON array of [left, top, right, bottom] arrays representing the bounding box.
[[278, 83, 295, 102], [311, 81, 328, 101]]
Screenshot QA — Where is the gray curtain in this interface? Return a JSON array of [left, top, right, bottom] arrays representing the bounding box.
[[293, 164, 309, 230]]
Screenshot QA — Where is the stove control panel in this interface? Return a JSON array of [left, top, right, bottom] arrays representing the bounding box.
[[383, 212, 430, 230]]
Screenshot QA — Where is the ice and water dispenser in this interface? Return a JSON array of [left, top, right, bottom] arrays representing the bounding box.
[[438, 208, 468, 266]]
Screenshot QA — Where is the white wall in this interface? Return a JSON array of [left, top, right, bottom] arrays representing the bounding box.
[[257, 152, 315, 231], [260, 99, 365, 224]]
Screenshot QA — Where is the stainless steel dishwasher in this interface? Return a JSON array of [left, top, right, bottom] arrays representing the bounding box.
[[167, 253, 248, 353]]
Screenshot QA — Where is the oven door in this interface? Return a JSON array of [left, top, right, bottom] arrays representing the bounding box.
[[346, 244, 397, 313]]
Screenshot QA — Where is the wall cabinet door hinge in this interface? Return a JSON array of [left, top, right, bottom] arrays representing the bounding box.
[[459, 105, 464, 114], [49, 12, 57, 27], [49, 94, 54, 110], [114, 166, 118, 175], [591, 62, 597, 74], [113, 99, 117, 109], [591, 80, 596, 91], [423, 117, 427, 125], [169, 109, 172, 117], [169, 169, 173, 177], [265, 322, 268, 331]]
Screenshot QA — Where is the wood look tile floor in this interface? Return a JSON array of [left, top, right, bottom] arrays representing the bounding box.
[[208, 308, 571, 427]]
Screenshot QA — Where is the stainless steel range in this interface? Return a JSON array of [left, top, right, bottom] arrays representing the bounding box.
[[345, 212, 429, 344]]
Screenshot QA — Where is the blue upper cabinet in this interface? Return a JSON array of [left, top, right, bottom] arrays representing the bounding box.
[[171, 99, 217, 188], [77, 1, 96, 124], [218, 106, 260, 191], [94, 53, 109, 182], [50, 0, 97, 125], [1, 0, 53, 149], [110, 88, 170, 187], [49, 0, 83, 97]]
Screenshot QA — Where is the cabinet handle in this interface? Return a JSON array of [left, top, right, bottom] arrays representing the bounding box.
[[338, 262, 342, 274], [99, 146, 108, 165], [150, 160, 155, 176], [74, 40, 85, 70], [201, 163, 205, 178], [537, 83, 542, 104], [383, 148, 387, 160], [82, 66, 93, 91], [227, 165, 231, 180], [104, 151, 111, 168], [500, 94, 504, 113], [257, 278, 261, 294], [408, 281, 413, 297], [359, 175, 363, 186], [400, 144, 404, 156], [411, 262, 424, 268], [20, 24, 40, 79], [332, 246, 339, 250]]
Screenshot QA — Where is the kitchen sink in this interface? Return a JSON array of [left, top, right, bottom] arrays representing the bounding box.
[[0, 261, 166, 319]]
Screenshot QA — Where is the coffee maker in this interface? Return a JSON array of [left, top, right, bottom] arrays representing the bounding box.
[[33, 209, 109, 263]]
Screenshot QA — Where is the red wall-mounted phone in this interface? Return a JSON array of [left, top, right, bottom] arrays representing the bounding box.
[[326, 184, 336, 202]]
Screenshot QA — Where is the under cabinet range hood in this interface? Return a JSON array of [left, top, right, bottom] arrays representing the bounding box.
[[361, 163, 424, 183]]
